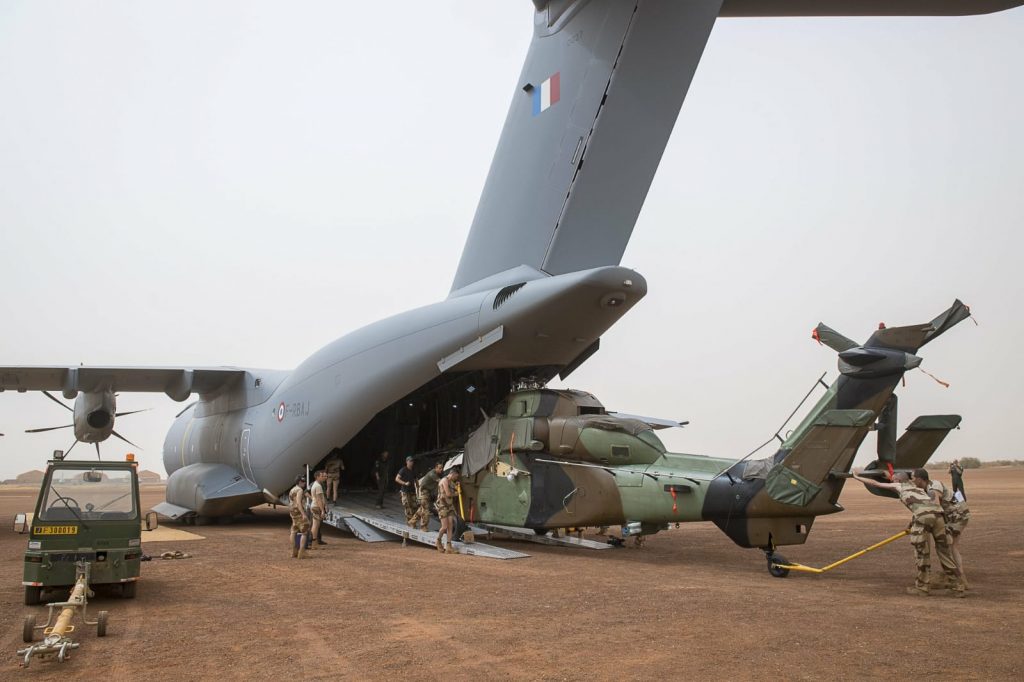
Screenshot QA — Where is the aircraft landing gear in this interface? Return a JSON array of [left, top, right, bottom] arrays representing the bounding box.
[[764, 548, 791, 578]]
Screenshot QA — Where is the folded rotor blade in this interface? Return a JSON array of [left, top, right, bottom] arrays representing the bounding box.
[[25, 424, 75, 433], [42, 390, 73, 412]]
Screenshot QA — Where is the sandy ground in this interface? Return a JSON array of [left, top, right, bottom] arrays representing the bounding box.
[[1, 469, 1022, 680]]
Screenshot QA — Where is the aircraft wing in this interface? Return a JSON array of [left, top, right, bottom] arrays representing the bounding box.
[[0, 366, 249, 400], [719, 1, 1024, 16]]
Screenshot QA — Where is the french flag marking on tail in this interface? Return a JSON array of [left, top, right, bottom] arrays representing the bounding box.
[[532, 72, 561, 116]]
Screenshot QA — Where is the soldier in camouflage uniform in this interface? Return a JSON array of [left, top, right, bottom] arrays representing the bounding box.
[[930, 477, 971, 587], [325, 454, 343, 502], [854, 468, 964, 597], [287, 476, 311, 559], [394, 456, 418, 527], [435, 469, 461, 554], [415, 461, 444, 531]]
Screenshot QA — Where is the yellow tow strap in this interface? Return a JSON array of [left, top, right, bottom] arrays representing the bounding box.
[[456, 481, 465, 518], [774, 530, 909, 574]]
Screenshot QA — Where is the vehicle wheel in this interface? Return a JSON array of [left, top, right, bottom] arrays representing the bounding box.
[[24, 585, 42, 606], [96, 610, 109, 637], [121, 581, 137, 599], [768, 554, 791, 578], [533, 528, 547, 536], [22, 614, 36, 643]]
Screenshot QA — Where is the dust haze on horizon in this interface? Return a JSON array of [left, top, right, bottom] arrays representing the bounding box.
[[1, 2, 1021, 480]]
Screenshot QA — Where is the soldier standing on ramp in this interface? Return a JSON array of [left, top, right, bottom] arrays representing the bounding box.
[[325, 453, 343, 503], [310, 470, 328, 547], [372, 450, 391, 509], [435, 469, 461, 555], [415, 462, 443, 531], [853, 468, 964, 597], [394, 456, 418, 527], [288, 476, 311, 559]]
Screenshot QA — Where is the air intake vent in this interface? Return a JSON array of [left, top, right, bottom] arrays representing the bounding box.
[[493, 283, 526, 310]]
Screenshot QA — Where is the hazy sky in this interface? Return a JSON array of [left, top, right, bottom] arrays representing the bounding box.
[[1, 2, 1021, 479]]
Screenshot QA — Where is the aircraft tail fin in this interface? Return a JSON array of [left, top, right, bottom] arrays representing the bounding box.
[[450, 1, 722, 294], [763, 410, 874, 506]]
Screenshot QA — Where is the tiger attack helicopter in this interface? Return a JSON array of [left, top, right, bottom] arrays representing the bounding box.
[[456, 300, 972, 575]]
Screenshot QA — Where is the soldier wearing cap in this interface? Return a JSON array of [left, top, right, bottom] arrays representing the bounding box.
[[434, 469, 461, 554], [853, 467, 964, 597], [394, 456, 418, 527], [928, 476, 971, 588], [287, 475, 311, 559]]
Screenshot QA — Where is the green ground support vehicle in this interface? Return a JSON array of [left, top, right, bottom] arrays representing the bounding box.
[[16, 455, 158, 606]]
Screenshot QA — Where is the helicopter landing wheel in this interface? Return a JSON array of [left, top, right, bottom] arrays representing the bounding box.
[[767, 553, 791, 578]]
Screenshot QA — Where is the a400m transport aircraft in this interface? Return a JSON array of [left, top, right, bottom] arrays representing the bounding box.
[[2, 1, 1019, 563]]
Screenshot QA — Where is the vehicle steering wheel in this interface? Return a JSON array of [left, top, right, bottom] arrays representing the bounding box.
[[49, 496, 79, 510]]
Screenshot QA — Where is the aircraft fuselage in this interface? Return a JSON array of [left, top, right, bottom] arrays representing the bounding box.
[[161, 266, 646, 516]]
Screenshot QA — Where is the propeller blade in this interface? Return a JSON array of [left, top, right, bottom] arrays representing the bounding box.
[[95, 442, 102, 460], [42, 390, 74, 412], [66, 439, 80, 456], [175, 401, 197, 418], [25, 424, 75, 433], [114, 409, 150, 417], [110, 430, 141, 449]]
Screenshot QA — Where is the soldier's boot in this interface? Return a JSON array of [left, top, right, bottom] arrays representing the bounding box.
[[905, 586, 930, 597], [435, 535, 444, 552], [446, 542, 458, 554]]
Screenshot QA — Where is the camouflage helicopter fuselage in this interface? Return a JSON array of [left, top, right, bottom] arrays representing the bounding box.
[[459, 301, 971, 553]]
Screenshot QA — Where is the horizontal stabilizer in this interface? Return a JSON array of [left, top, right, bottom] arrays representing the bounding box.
[[893, 415, 962, 470], [719, 1, 1024, 16]]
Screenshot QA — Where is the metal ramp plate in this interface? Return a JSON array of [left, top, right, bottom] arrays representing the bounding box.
[[350, 514, 529, 560], [323, 495, 528, 560], [479, 523, 613, 550], [342, 516, 393, 543]]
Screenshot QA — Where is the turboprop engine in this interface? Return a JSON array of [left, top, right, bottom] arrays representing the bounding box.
[[71, 390, 117, 442], [25, 389, 144, 455]]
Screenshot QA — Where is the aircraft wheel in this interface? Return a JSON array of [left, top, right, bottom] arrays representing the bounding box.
[[24, 586, 42, 606], [122, 581, 137, 599], [97, 611, 109, 637], [22, 615, 36, 643], [533, 528, 547, 536], [768, 554, 791, 578]]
